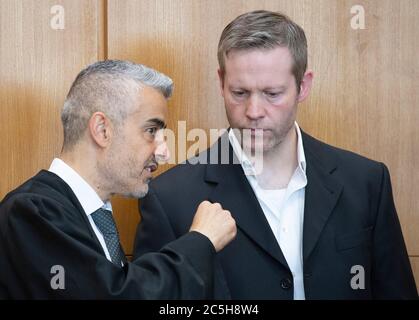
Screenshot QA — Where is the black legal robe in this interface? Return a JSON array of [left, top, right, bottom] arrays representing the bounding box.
[[0, 170, 216, 299]]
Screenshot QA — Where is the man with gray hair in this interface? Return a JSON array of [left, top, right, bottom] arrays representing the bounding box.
[[0, 60, 236, 299], [134, 10, 417, 299]]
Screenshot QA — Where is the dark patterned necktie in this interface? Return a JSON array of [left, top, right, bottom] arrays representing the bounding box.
[[91, 208, 126, 267]]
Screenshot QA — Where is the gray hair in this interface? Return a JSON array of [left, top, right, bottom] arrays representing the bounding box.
[[218, 10, 307, 90], [61, 60, 173, 150]]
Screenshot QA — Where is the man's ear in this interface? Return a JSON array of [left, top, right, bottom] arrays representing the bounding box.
[[88, 112, 112, 148], [297, 70, 314, 103], [217, 68, 225, 98]]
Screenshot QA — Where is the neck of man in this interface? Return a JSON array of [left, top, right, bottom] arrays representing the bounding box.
[[60, 144, 111, 202], [254, 126, 298, 190]]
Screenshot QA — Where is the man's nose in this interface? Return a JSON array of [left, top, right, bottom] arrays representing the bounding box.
[[245, 94, 265, 120], [154, 130, 170, 163]]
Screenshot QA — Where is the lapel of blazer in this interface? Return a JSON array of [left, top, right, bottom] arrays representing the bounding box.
[[203, 134, 290, 270], [301, 132, 344, 263]]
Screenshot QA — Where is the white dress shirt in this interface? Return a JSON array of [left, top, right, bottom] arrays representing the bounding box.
[[49, 158, 114, 263], [229, 122, 307, 300]]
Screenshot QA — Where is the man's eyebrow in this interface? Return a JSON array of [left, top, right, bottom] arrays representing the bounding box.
[[264, 85, 287, 91], [228, 85, 287, 91], [145, 118, 166, 129]]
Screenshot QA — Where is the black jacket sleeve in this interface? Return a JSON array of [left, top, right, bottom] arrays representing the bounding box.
[[134, 185, 232, 300], [0, 194, 216, 299], [371, 163, 417, 298]]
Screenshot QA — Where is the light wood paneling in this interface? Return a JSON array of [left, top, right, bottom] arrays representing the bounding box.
[[409, 257, 419, 295], [298, 0, 419, 256], [0, 0, 99, 197]]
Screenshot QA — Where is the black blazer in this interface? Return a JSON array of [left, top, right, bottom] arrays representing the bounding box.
[[0, 170, 217, 299], [134, 131, 418, 299]]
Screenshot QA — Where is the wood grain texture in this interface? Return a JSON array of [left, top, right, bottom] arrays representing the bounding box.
[[409, 257, 419, 295], [298, 0, 419, 256], [0, 0, 99, 197]]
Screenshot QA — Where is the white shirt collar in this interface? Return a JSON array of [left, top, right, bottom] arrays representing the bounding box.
[[229, 123, 307, 300], [48, 158, 112, 215], [228, 122, 307, 177]]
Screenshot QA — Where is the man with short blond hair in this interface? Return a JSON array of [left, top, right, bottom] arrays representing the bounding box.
[[134, 10, 417, 299]]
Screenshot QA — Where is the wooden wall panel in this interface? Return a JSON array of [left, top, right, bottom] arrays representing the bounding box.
[[108, 0, 418, 287], [0, 0, 99, 197], [410, 257, 419, 296], [298, 0, 419, 256]]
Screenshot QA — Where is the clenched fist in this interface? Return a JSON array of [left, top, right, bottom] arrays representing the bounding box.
[[189, 201, 237, 252]]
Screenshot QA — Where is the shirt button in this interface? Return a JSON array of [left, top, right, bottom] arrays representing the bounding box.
[[280, 278, 293, 290]]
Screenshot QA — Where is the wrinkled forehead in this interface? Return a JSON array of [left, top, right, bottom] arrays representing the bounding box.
[[129, 85, 168, 124], [223, 47, 295, 83]]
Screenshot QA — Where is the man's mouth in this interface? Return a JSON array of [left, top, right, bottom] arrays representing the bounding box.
[[243, 128, 267, 136], [242, 128, 266, 131], [144, 162, 158, 173]]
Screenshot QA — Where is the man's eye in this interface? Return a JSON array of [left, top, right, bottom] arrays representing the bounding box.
[[232, 91, 246, 97], [265, 92, 281, 98], [146, 127, 158, 136]]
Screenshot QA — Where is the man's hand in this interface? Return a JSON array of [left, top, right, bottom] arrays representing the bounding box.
[[189, 201, 237, 252]]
